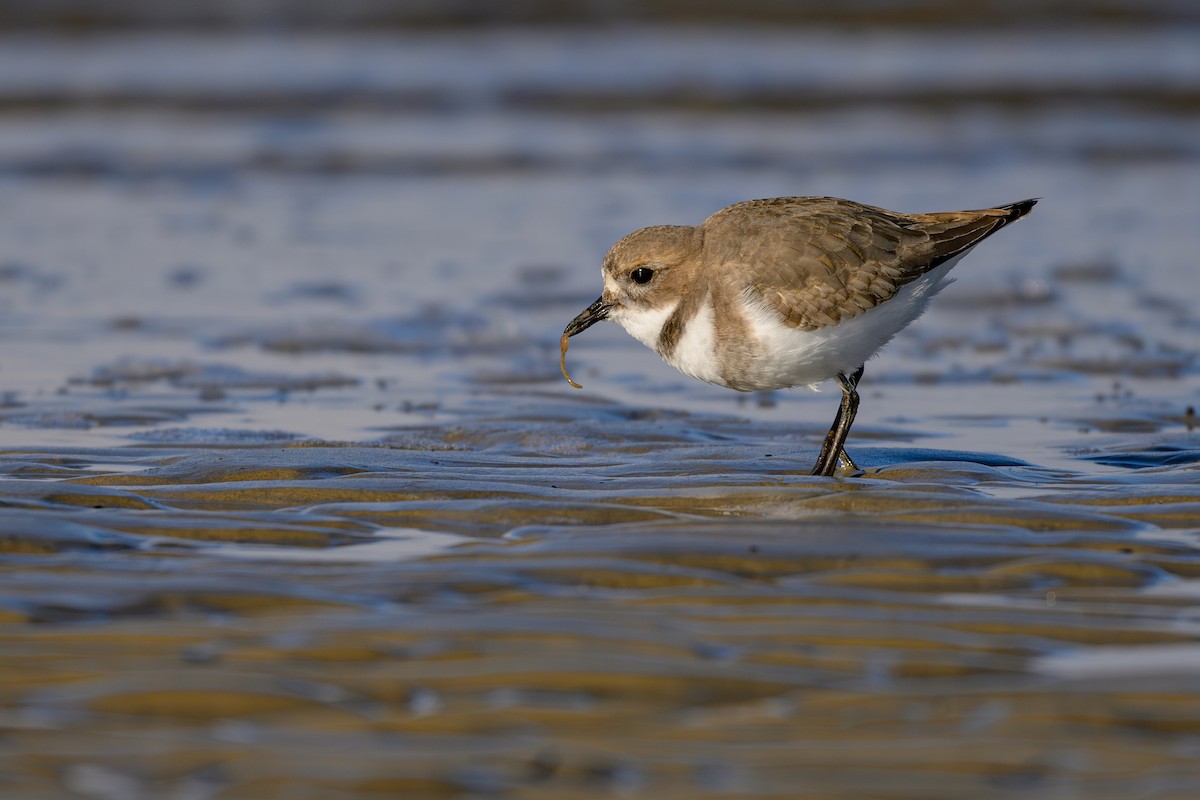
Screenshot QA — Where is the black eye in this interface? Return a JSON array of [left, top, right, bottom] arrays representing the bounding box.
[[630, 267, 654, 285]]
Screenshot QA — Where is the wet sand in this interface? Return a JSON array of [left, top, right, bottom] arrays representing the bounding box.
[[2, 9, 1200, 799]]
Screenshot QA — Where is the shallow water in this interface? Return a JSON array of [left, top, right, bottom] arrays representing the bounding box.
[[2, 8, 1200, 799]]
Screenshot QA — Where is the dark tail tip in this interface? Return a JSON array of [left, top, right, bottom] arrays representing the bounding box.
[[1001, 198, 1039, 221]]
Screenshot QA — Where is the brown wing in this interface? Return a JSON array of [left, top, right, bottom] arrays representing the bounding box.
[[702, 196, 1036, 330]]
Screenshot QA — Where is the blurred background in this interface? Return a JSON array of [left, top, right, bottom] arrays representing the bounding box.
[[1, 0, 1197, 446], [0, 1, 1197, 441], [2, 2, 1200, 798]]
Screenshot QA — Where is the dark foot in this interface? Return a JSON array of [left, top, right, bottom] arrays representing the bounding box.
[[809, 365, 864, 477]]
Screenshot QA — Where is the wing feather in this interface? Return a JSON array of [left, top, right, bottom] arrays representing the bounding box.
[[701, 197, 1035, 330]]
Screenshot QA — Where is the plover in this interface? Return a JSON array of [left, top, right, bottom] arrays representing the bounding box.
[[560, 196, 1037, 476]]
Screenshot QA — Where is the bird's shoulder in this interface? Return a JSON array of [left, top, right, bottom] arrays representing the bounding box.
[[701, 197, 927, 329], [700, 196, 1024, 329]]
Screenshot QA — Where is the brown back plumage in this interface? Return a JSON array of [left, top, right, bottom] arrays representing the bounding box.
[[701, 196, 1037, 330]]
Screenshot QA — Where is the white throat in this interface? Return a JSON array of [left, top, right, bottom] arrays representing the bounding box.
[[611, 300, 677, 352]]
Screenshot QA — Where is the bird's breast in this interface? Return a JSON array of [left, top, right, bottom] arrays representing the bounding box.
[[661, 296, 725, 385], [611, 295, 730, 388]]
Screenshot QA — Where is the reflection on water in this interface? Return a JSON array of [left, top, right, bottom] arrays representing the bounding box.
[[1, 3, 1200, 797]]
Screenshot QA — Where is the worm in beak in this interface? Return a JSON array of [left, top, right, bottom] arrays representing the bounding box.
[[559, 297, 611, 389]]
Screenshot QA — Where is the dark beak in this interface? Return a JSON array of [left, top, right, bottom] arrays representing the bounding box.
[[563, 296, 612, 338]]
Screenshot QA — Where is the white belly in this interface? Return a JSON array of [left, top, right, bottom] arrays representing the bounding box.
[[739, 256, 962, 390]]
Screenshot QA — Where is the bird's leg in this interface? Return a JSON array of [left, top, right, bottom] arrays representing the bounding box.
[[810, 365, 864, 477], [811, 402, 846, 476], [835, 365, 864, 472]]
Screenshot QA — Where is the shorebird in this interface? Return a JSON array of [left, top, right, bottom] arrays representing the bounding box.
[[560, 196, 1037, 476]]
